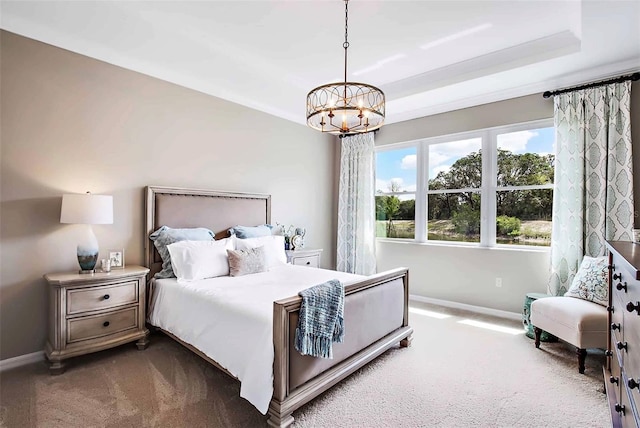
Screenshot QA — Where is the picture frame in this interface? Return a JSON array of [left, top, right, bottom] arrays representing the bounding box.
[[108, 249, 125, 269]]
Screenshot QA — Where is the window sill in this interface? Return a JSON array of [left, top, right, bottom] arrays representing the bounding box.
[[375, 238, 550, 253]]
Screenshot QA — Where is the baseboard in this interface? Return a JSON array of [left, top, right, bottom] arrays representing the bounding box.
[[0, 351, 45, 372], [409, 294, 522, 322]]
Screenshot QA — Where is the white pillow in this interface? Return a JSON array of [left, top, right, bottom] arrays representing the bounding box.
[[167, 238, 235, 281], [235, 235, 287, 269]]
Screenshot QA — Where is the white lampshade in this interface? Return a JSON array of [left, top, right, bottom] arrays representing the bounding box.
[[60, 193, 113, 225]]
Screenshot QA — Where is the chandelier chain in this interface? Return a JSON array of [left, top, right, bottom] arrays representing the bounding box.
[[343, 0, 349, 86]]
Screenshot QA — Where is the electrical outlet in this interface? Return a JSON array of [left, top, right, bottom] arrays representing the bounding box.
[[495, 277, 503, 288]]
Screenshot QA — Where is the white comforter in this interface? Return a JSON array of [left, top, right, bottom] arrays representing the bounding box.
[[148, 264, 363, 414]]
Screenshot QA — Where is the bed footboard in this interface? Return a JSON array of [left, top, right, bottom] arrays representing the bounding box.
[[269, 267, 412, 427]]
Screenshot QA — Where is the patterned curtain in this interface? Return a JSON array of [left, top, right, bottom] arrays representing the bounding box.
[[548, 81, 634, 295], [337, 132, 377, 275]]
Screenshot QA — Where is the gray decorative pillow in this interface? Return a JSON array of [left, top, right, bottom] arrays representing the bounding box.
[[228, 224, 273, 239], [564, 256, 609, 306], [227, 246, 267, 277], [149, 226, 215, 278]]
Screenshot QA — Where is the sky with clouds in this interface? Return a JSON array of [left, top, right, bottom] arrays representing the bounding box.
[[375, 126, 555, 193]]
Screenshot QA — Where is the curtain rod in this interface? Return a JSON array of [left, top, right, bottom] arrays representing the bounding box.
[[542, 72, 640, 98]]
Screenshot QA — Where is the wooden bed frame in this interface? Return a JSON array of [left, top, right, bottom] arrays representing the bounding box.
[[144, 185, 413, 427]]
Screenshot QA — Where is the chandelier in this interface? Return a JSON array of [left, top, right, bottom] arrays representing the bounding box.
[[306, 0, 385, 136]]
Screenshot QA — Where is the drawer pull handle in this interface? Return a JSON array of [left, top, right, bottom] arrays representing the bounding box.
[[615, 403, 625, 415], [610, 376, 620, 385], [628, 379, 640, 389], [616, 282, 628, 292], [626, 301, 640, 314], [616, 341, 628, 351], [103, 321, 110, 327], [611, 323, 621, 331], [613, 273, 622, 281], [306, 261, 311, 265], [605, 350, 613, 357], [103, 294, 110, 300]]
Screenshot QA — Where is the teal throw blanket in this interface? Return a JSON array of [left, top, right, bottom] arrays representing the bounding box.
[[295, 279, 345, 359]]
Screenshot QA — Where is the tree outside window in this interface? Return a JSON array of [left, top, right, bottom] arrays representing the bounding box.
[[375, 120, 555, 247]]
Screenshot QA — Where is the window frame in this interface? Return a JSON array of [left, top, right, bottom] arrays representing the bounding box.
[[375, 118, 554, 247]]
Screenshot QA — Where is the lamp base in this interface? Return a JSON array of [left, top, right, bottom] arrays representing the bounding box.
[[78, 269, 96, 274], [77, 251, 98, 273]]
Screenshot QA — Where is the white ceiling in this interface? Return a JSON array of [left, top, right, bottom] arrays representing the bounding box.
[[2, 1, 639, 127]]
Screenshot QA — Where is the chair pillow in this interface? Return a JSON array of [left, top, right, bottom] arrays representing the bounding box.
[[564, 256, 609, 306], [227, 247, 267, 277], [149, 226, 215, 278]]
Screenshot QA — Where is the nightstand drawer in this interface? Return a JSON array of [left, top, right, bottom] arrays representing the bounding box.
[[68, 306, 138, 343], [292, 255, 319, 268], [67, 280, 138, 315]]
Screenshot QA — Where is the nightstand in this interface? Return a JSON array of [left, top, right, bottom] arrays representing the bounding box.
[[44, 265, 150, 374], [286, 248, 323, 268]]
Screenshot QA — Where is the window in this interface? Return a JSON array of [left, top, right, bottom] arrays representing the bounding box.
[[375, 119, 554, 247], [375, 146, 416, 239], [428, 137, 482, 243]]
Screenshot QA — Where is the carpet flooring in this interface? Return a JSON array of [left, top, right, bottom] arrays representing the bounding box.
[[0, 302, 610, 427]]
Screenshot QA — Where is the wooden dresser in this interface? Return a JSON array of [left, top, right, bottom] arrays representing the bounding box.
[[605, 240, 640, 427], [44, 265, 149, 374]]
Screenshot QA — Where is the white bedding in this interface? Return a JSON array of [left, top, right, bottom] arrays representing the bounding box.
[[148, 264, 363, 414]]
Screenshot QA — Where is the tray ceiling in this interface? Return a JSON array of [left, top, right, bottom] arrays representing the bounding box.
[[2, 1, 639, 126]]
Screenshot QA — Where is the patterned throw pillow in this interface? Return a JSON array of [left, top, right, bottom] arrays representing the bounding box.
[[227, 246, 267, 277], [564, 256, 609, 306], [235, 235, 287, 269]]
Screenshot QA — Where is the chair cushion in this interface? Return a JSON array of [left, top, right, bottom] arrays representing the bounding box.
[[530, 296, 607, 349]]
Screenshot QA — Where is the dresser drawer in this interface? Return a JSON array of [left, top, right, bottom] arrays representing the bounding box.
[[624, 313, 640, 387], [67, 280, 138, 315], [292, 255, 319, 268], [610, 352, 622, 387], [622, 371, 640, 426], [613, 261, 640, 300], [67, 306, 139, 343]]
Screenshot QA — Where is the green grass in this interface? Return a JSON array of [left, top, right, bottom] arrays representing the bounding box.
[[376, 219, 551, 246]]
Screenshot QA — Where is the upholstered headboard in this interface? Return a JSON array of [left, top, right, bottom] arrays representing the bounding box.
[[145, 186, 271, 278]]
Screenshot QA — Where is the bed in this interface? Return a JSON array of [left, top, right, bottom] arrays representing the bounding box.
[[144, 185, 413, 427]]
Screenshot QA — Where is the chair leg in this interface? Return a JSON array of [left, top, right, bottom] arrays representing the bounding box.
[[534, 327, 542, 348], [577, 348, 587, 374]]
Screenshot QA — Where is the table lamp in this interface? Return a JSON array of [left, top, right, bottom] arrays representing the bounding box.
[[60, 192, 113, 273]]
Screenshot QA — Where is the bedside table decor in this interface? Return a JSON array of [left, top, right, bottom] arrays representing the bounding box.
[[108, 249, 125, 268], [60, 192, 113, 274], [291, 227, 306, 250], [44, 265, 150, 374]]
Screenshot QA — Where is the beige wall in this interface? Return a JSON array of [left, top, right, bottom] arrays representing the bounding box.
[[0, 31, 337, 360], [375, 84, 640, 314]]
